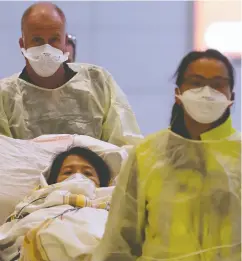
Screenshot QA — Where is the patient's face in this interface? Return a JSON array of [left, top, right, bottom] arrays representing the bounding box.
[[57, 154, 100, 186]]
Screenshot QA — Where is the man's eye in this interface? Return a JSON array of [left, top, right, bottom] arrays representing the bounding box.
[[50, 37, 60, 43], [32, 37, 42, 43]]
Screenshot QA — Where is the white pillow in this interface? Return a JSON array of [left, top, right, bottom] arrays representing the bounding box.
[[73, 135, 129, 180], [0, 134, 128, 225]]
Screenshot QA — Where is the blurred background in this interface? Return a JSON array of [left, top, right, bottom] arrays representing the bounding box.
[[0, 1, 241, 135]]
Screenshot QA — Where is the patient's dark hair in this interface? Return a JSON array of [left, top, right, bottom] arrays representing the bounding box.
[[170, 49, 234, 138], [47, 146, 111, 187]]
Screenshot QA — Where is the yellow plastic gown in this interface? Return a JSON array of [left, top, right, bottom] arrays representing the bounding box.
[[92, 117, 241, 261], [0, 63, 142, 146]]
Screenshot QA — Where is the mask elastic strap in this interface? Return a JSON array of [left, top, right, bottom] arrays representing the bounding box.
[[170, 88, 183, 128]]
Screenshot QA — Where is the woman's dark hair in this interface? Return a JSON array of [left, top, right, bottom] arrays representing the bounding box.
[[47, 146, 111, 187], [170, 49, 235, 138]]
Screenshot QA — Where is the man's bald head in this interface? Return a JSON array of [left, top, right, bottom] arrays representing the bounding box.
[[19, 1, 68, 62], [21, 2, 66, 32]]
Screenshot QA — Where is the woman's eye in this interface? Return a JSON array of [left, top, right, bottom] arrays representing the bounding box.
[[64, 171, 72, 175], [83, 171, 92, 176], [212, 82, 223, 89], [185, 79, 203, 87], [192, 81, 203, 87]]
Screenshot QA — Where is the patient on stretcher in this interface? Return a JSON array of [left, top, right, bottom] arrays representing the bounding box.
[[47, 146, 111, 187], [0, 147, 114, 261]]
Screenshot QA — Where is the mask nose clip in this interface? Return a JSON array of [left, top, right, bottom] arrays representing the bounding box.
[[201, 86, 212, 98]]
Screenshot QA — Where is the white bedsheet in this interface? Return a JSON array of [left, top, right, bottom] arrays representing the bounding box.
[[0, 176, 114, 261], [0, 134, 128, 225], [21, 207, 108, 261]]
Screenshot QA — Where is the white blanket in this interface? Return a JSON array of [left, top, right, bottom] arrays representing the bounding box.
[[0, 134, 128, 225], [0, 176, 114, 261]]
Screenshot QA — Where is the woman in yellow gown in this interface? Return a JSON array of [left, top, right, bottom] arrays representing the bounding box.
[[92, 49, 241, 261]]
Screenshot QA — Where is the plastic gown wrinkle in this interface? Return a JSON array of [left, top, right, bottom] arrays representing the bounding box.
[[101, 75, 142, 147], [0, 92, 11, 137], [94, 130, 241, 261], [92, 148, 142, 261], [0, 64, 142, 146]]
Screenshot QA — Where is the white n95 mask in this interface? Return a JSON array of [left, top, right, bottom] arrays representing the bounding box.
[[21, 44, 69, 77], [63, 173, 96, 188], [61, 173, 96, 198], [64, 173, 91, 182], [176, 86, 233, 124]]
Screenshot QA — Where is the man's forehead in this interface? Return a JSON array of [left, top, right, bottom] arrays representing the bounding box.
[[26, 17, 64, 30], [22, 14, 65, 37], [26, 10, 63, 25]]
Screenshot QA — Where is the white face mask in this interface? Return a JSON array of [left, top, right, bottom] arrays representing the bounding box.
[[64, 173, 91, 182], [176, 86, 233, 124], [61, 173, 96, 198], [21, 44, 69, 77]]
